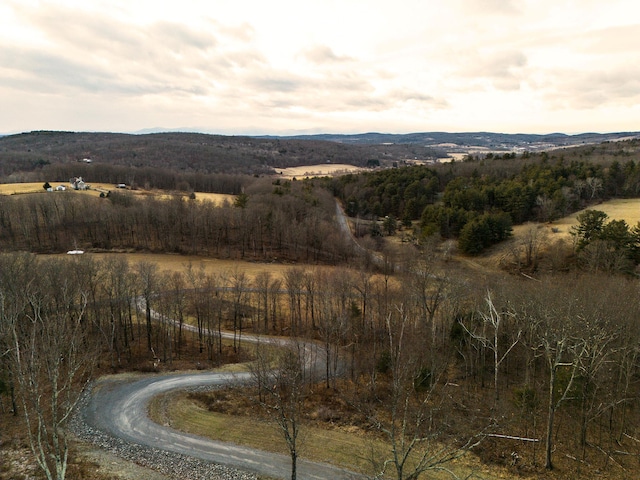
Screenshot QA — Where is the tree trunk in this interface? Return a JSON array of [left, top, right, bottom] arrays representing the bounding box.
[[290, 450, 297, 480], [545, 366, 556, 470]]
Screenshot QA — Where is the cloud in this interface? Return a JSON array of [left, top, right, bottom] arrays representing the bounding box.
[[299, 45, 354, 64], [0, 3, 268, 100], [456, 50, 528, 91], [579, 24, 640, 54], [455, 0, 521, 16], [1, 0, 639, 134], [545, 66, 640, 109]]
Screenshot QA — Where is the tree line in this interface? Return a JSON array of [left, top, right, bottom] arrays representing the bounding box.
[[8, 162, 248, 194], [329, 143, 640, 254], [0, 178, 354, 263]]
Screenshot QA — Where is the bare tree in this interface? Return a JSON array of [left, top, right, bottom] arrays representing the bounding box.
[[361, 305, 483, 480], [510, 224, 546, 271], [518, 279, 588, 470], [250, 340, 310, 480], [4, 260, 100, 480], [405, 244, 449, 364], [136, 261, 159, 352], [253, 271, 273, 333], [184, 261, 208, 352], [461, 290, 521, 402], [230, 268, 249, 353]]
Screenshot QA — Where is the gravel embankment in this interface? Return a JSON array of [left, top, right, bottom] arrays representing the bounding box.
[[71, 390, 259, 480]]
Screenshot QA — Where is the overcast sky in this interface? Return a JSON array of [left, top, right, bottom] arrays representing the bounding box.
[[1, 0, 639, 135]]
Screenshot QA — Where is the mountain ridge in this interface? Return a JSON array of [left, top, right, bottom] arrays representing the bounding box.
[[1, 130, 639, 178]]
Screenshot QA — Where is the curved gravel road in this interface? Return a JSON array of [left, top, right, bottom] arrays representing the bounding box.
[[76, 333, 362, 480]]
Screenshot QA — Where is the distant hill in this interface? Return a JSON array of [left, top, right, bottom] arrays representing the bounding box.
[[1, 130, 639, 179], [0, 131, 443, 178], [271, 131, 640, 150]]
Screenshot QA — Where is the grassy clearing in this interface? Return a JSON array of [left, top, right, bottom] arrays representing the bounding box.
[[55, 252, 310, 281], [273, 164, 363, 179], [0, 182, 49, 194], [0, 182, 235, 204], [463, 197, 640, 273], [547, 198, 640, 238], [148, 391, 509, 479]]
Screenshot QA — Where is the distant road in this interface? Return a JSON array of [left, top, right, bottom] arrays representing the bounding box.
[[335, 199, 388, 269], [335, 200, 360, 250]]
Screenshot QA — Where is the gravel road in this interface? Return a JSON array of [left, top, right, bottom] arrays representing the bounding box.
[[73, 340, 362, 480]]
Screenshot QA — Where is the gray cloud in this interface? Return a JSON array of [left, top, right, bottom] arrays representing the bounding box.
[[246, 74, 302, 93], [547, 67, 640, 109], [388, 90, 450, 109], [456, 49, 528, 91], [299, 45, 354, 64], [2, 3, 261, 99]]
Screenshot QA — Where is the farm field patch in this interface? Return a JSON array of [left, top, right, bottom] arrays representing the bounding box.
[[273, 163, 363, 178], [0, 182, 235, 204], [45, 251, 328, 281], [546, 198, 640, 238]]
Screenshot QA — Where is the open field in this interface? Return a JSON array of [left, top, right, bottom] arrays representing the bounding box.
[[45, 251, 329, 282], [0, 182, 235, 204], [149, 391, 518, 480], [463, 197, 640, 273], [489, 197, 640, 247], [0, 181, 50, 194], [546, 198, 640, 238], [273, 163, 363, 178]]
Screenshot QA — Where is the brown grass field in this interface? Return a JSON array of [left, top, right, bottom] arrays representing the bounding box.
[[545, 198, 640, 238], [148, 390, 517, 480], [0, 182, 235, 204], [46, 251, 331, 282], [274, 163, 363, 178]]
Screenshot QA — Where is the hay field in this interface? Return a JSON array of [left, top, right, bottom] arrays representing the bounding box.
[[0, 182, 235, 204], [0, 182, 50, 195], [274, 163, 363, 178], [46, 252, 324, 282], [544, 198, 640, 239], [459, 197, 640, 273], [191, 192, 235, 204]]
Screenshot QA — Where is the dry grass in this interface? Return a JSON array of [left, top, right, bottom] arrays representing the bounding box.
[[148, 390, 513, 480], [547, 198, 640, 239], [90, 253, 301, 281], [0, 182, 235, 204], [0, 182, 49, 194], [41, 251, 329, 282], [459, 198, 640, 274], [273, 164, 363, 179], [190, 192, 235, 204]]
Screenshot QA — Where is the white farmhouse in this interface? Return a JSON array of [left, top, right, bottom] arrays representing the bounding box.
[[70, 176, 87, 190]]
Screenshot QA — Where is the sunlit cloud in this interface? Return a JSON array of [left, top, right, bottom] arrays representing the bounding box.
[[0, 0, 638, 134]]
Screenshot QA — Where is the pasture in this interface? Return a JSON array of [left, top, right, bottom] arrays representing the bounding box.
[[547, 198, 640, 238], [0, 182, 49, 194], [49, 251, 329, 282], [0, 182, 235, 204], [273, 163, 363, 178]]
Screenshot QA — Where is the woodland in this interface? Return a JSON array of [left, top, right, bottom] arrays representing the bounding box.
[[1, 133, 640, 480]]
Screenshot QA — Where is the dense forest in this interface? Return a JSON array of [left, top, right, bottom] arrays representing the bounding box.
[[330, 140, 640, 256], [0, 178, 355, 263]]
